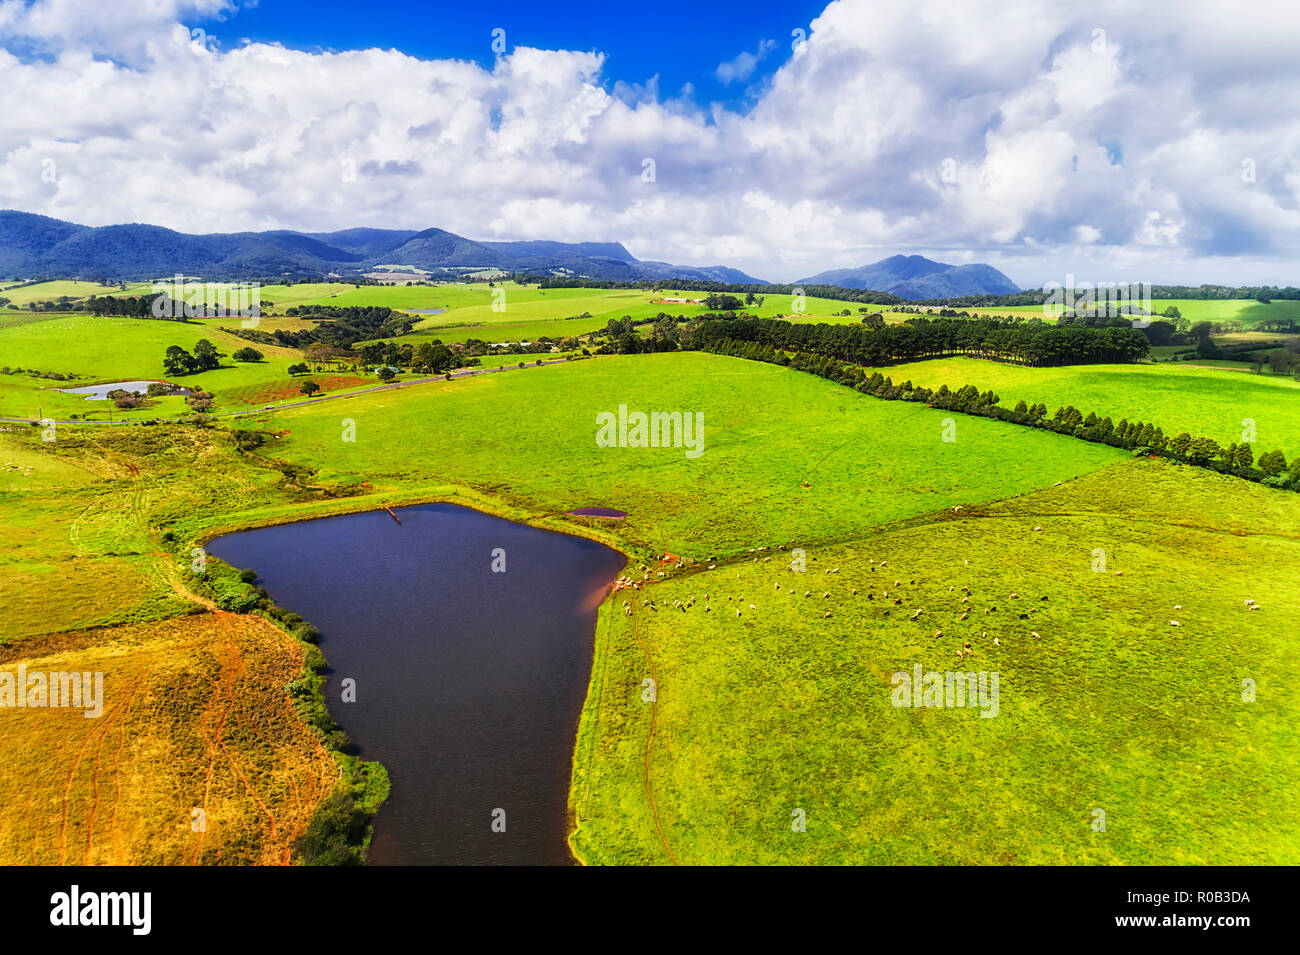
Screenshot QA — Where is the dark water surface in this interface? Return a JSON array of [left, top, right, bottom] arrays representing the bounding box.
[[566, 507, 628, 519], [207, 503, 625, 865]]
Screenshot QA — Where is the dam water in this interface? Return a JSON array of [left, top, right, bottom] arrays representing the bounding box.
[[207, 502, 625, 865]]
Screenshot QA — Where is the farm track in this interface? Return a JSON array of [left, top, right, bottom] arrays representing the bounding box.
[[628, 607, 679, 866]]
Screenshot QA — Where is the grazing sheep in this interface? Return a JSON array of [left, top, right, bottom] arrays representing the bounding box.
[[894, 597, 903, 605], [1031, 631, 1040, 639], [1169, 620, 1180, 626], [1173, 604, 1182, 610], [909, 608, 922, 620], [1009, 592, 1019, 599], [851, 588, 858, 595], [749, 604, 757, 611], [823, 591, 830, 598], [705, 605, 711, 612], [955, 649, 963, 659], [823, 611, 832, 618], [1249, 604, 1261, 611], [1114, 570, 1123, 576], [993, 636, 1001, 647], [1034, 525, 1042, 531], [804, 591, 811, 598], [963, 559, 969, 567], [933, 630, 943, 639], [959, 612, 969, 621]]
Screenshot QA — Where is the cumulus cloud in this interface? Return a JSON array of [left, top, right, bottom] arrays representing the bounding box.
[[0, 0, 1298, 285], [715, 38, 776, 84]]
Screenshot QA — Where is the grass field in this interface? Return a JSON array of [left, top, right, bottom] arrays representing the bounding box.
[[870, 357, 1300, 456], [0, 313, 364, 420], [959, 298, 1300, 329], [0, 614, 340, 864], [1, 332, 1295, 867], [571, 459, 1300, 864], [218, 282, 881, 345], [254, 352, 1125, 558], [0, 280, 148, 307]]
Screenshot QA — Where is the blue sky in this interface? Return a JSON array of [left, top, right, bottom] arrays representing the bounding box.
[[194, 0, 828, 112], [1, 0, 1299, 286]]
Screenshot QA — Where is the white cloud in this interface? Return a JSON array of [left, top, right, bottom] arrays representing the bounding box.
[[1, 0, 1298, 285], [716, 38, 776, 84]]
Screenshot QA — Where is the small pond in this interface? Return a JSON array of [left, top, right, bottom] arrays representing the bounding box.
[[58, 380, 191, 400], [207, 502, 625, 865]]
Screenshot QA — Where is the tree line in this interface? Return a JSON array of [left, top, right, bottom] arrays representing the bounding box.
[[699, 336, 1300, 492], [523, 276, 903, 306], [236, 305, 415, 349], [691, 315, 1150, 366], [925, 285, 1300, 308]]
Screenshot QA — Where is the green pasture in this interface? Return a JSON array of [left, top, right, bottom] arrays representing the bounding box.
[[257, 351, 1124, 558], [572, 458, 1300, 864], [871, 357, 1300, 457]]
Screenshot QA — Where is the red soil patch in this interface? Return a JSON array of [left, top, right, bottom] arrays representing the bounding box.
[[219, 375, 371, 406]]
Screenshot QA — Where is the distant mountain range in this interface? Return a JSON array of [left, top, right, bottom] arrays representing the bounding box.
[[0, 212, 1025, 298], [798, 255, 1020, 300], [0, 211, 763, 284]]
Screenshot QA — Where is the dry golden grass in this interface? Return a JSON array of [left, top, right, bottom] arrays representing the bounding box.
[[0, 613, 340, 865]]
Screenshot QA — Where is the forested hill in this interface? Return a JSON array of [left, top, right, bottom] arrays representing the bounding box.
[[0, 210, 765, 284]]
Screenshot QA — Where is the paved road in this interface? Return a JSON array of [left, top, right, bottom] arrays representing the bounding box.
[[0, 356, 582, 426]]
